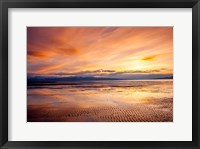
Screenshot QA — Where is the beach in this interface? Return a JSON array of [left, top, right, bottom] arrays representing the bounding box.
[[27, 79, 173, 122]]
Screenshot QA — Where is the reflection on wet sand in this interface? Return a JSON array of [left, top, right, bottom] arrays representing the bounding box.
[[27, 80, 173, 122]]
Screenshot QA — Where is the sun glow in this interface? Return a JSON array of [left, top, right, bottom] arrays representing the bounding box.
[[27, 27, 173, 78]]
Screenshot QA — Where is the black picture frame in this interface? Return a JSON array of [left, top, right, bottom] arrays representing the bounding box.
[[0, 0, 199, 148]]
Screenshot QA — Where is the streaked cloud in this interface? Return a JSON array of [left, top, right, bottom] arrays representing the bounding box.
[[141, 55, 157, 61], [27, 27, 173, 78]]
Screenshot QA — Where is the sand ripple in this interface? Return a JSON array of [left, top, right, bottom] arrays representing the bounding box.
[[28, 98, 173, 122]]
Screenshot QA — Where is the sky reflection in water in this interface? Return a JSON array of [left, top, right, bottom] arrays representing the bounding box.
[[27, 80, 173, 122]]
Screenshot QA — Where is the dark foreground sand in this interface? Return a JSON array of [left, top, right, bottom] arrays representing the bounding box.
[[28, 98, 173, 122]]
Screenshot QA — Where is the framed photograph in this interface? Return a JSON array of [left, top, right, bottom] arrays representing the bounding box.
[[0, 0, 199, 148]]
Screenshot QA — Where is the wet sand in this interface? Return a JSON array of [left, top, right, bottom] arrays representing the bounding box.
[[27, 80, 173, 122]]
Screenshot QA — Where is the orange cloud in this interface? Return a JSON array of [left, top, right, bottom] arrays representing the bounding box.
[[27, 27, 173, 76], [141, 55, 157, 61], [36, 63, 67, 74], [57, 46, 79, 56]]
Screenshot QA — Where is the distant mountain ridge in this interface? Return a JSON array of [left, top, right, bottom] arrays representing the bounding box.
[[28, 75, 173, 83], [155, 76, 173, 79], [27, 76, 121, 82]]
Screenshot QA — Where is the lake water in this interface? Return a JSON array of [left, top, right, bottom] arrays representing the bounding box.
[[27, 79, 173, 122]]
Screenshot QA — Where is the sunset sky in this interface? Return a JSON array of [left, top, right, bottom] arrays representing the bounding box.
[[27, 27, 173, 79]]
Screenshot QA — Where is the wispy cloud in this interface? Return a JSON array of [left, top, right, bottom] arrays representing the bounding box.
[[27, 27, 173, 76], [141, 55, 157, 61], [28, 68, 172, 80]]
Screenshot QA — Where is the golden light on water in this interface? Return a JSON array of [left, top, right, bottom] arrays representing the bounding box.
[[28, 80, 173, 122], [27, 27, 173, 122]]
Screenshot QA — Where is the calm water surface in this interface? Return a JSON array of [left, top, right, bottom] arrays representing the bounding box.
[[27, 79, 173, 122]]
